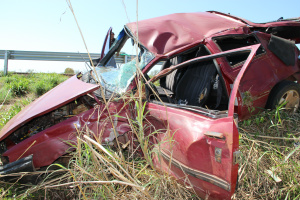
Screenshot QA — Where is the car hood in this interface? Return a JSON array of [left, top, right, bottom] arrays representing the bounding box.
[[0, 75, 100, 141]]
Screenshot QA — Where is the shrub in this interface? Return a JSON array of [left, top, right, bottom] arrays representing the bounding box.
[[31, 73, 68, 96], [34, 80, 51, 96], [3, 75, 30, 96], [64, 67, 75, 74], [10, 78, 29, 96]]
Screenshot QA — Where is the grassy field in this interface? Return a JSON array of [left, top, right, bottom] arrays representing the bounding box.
[[0, 73, 299, 199], [0, 72, 68, 130]]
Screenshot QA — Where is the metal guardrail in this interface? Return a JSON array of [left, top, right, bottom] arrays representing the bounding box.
[[0, 50, 134, 75]]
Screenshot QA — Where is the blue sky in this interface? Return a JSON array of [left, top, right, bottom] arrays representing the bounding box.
[[0, 0, 299, 73]]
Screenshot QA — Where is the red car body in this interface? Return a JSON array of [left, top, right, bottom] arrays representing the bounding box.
[[1, 11, 300, 199]]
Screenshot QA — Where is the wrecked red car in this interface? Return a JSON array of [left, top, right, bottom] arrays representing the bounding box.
[[1, 11, 300, 199]]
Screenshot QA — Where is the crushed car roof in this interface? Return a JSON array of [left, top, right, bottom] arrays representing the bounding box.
[[126, 11, 300, 55]]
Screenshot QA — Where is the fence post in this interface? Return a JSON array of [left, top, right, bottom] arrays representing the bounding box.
[[4, 50, 10, 76]]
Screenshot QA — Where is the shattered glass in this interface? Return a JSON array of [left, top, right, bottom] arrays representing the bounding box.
[[93, 50, 154, 94]]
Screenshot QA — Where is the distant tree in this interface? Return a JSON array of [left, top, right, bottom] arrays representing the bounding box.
[[64, 67, 75, 74]]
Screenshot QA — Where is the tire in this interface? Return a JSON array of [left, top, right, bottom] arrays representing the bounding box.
[[266, 80, 300, 111]]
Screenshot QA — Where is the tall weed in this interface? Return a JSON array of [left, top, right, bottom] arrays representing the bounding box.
[[0, 87, 12, 104]]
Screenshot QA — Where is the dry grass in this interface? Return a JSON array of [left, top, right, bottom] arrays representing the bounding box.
[[234, 109, 300, 200], [2, 108, 299, 200], [44, 134, 197, 200], [1, 132, 197, 200]]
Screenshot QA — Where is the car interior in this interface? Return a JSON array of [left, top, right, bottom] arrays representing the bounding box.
[[147, 45, 229, 112]]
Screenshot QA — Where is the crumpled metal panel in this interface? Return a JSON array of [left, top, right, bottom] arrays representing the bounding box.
[[2, 101, 131, 168], [208, 11, 300, 28], [126, 12, 300, 55], [126, 12, 246, 55], [0, 75, 100, 141]]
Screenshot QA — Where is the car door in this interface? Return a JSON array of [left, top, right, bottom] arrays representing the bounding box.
[[144, 44, 260, 200], [90, 27, 113, 67], [100, 27, 113, 60]]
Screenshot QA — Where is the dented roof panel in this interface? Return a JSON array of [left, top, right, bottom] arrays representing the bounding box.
[[126, 12, 247, 55], [126, 12, 300, 55], [0, 75, 100, 141], [208, 11, 300, 27]]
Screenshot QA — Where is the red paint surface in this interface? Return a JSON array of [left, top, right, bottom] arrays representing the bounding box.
[[127, 12, 300, 56], [146, 45, 258, 199], [126, 12, 246, 55], [3, 101, 131, 168]]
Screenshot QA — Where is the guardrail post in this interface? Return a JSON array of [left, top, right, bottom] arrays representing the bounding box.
[[4, 50, 10, 76]]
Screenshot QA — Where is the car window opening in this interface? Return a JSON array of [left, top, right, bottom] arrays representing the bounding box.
[[214, 35, 265, 67], [147, 45, 229, 113], [82, 29, 155, 98]]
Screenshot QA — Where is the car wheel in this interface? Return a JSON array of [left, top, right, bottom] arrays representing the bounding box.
[[266, 81, 300, 111]]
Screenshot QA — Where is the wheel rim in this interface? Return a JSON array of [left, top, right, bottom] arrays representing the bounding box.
[[279, 90, 300, 111]]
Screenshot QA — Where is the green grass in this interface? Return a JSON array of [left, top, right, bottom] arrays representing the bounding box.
[[0, 98, 33, 129], [0, 86, 12, 106], [4, 75, 30, 96], [0, 73, 68, 129], [0, 73, 68, 103], [32, 73, 68, 96]]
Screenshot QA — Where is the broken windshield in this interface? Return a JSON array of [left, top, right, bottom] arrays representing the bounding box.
[[92, 29, 155, 94]]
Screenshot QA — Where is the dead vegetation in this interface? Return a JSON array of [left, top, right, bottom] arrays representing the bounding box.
[[234, 108, 300, 199], [1, 107, 299, 199], [0, 124, 198, 200]]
